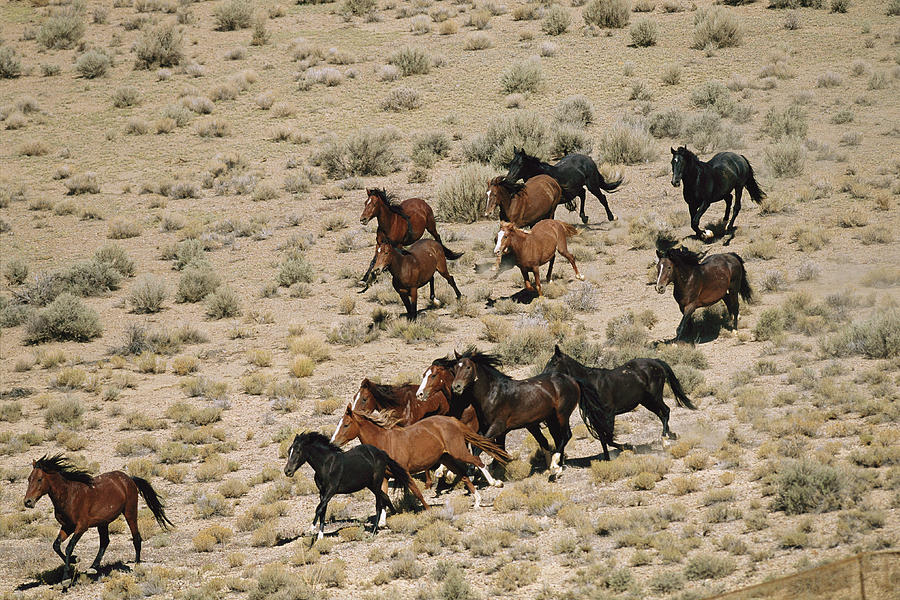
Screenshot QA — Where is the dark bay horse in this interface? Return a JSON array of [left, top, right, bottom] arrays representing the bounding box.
[[448, 348, 613, 476], [484, 175, 564, 227], [284, 431, 415, 540], [655, 245, 752, 341], [372, 240, 462, 320], [360, 188, 461, 287], [24, 455, 172, 587], [494, 220, 583, 295], [332, 408, 510, 507], [542, 346, 698, 445], [670, 147, 765, 241], [505, 148, 624, 223]]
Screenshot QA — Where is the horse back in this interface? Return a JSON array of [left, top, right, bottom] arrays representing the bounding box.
[[336, 446, 383, 492], [696, 253, 743, 304], [69, 471, 135, 526], [707, 152, 749, 185], [399, 197, 433, 239]]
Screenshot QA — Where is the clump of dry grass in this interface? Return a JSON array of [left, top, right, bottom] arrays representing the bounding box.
[[583, 0, 631, 28], [692, 6, 743, 49], [135, 24, 183, 69], [500, 57, 543, 96]]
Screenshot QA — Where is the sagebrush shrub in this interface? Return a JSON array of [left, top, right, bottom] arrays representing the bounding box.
[[821, 309, 900, 359], [113, 87, 140, 108], [313, 128, 401, 178], [692, 6, 743, 49], [765, 137, 806, 178], [772, 459, 847, 514], [550, 125, 593, 158], [38, 6, 85, 50], [381, 87, 422, 111], [343, 0, 376, 16], [463, 111, 550, 168], [500, 57, 543, 95], [463, 32, 494, 51], [630, 18, 657, 47], [135, 24, 183, 69], [690, 81, 734, 117], [0, 46, 23, 79], [130, 275, 167, 314], [434, 163, 495, 223], [206, 286, 242, 320], [554, 95, 594, 127], [176, 262, 221, 303], [214, 0, 253, 30], [598, 118, 655, 165], [75, 49, 111, 79], [25, 293, 102, 344], [542, 5, 572, 35], [649, 109, 684, 139], [388, 46, 431, 76], [761, 105, 807, 140], [583, 0, 631, 28]]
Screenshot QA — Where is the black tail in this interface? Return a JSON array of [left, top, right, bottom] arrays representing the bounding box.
[[742, 157, 765, 203], [656, 360, 697, 410], [132, 477, 173, 530], [597, 169, 624, 192], [573, 378, 614, 445], [442, 245, 464, 260], [734, 254, 753, 303], [382, 454, 412, 491]]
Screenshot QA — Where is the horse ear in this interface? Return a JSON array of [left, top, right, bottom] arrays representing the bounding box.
[[32, 459, 36, 467], [345, 404, 353, 414], [454, 350, 460, 359], [656, 249, 665, 258], [670, 147, 676, 155], [554, 344, 561, 355]]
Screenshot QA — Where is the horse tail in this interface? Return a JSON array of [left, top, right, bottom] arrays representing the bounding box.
[[131, 477, 174, 530], [573, 378, 614, 446], [656, 360, 697, 410], [382, 454, 413, 491], [463, 430, 511, 465], [442, 245, 464, 260], [741, 156, 766, 203], [596, 167, 624, 192], [733, 254, 754, 303], [559, 222, 579, 238]]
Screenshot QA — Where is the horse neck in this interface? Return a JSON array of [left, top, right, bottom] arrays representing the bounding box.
[[505, 229, 528, 253], [44, 472, 75, 511], [526, 159, 552, 178], [302, 443, 339, 475], [383, 247, 405, 275], [670, 259, 698, 293], [682, 156, 703, 191], [352, 414, 390, 447], [471, 363, 506, 414]]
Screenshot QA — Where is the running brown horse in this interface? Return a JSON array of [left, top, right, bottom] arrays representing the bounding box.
[[372, 240, 462, 320], [655, 244, 753, 341], [332, 408, 511, 507], [543, 345, 698, 443], [448, 348, 614, 475], [484, 175, 564, 227], [494, 220, 583, 296], [360, 188, 461, 287], [24, 455, 173, 587]]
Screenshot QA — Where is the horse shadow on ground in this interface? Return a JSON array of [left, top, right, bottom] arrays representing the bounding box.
[[683, 219, 737, 247], [653, 304, 732, 346], [17, 560, 131, 591]]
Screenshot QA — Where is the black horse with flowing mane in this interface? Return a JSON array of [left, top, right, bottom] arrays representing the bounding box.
[[284, 431, 416, 540], [655, 242, 753, 342], [670, 146, 765, 242], [505, 148, 624, 224], [542, 345, 698, 444]]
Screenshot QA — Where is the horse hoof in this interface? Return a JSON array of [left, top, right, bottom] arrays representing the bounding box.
[[575, 274, 585, 281], [702, 229, 714, 239], [493, 480, 504, 488]]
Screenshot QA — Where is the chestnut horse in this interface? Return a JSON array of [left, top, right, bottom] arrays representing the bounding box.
[[484, 175, 564, 227], [333, 408, 510, 507], [494, 220, 583, 296], [448, 348, 613, 475], [655, 245, 753, 341], [372, 240, 462, 320], [346, 378, 449, 428], [360, 188, 461, 286], [24, 455, 173, 587]]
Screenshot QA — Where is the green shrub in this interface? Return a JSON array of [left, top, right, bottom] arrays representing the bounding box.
[[692, 6, 743, 49], [830, 0, 849, 12], [313, 128, 401, 178], [464, 111, 550, 169], [214, 0, 253, 30], [500, 57, 543, 95], [888, 0, 900, 15], [25, 293, 102, 344], [690, 81, 734, 117], [62, 260, 121, 297], [206, 286, 242, 320], [542, 5, 572, 35], [0, 46, 23, 79], [498, 326, 555, 364], [4, 259, 29, 286], [434, 163, 495, 223], [630, 17, 658, 46], [135, 24, 183, 69], [37, 6, 85, 50], [649, 109, 684, 139], [551, 125, 593, 158], [583, 0, 631, 28], [388, 46, 431, 76], [772, 458, 847, 514], [176, 263, 220, 303], [173, 239, 205, 271], [75, 49, 111, 79], [598, 117, 655, 165]]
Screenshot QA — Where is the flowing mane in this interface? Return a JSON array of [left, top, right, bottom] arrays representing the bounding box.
[[296, 431, 344, 454], [361, 380, 406, 409], [490, 176, 525, 196], [663, 245, 706, 266], [370, 188, 413, 237], [34, 454, 94, 484], [674, 146, 699, 164], [354, 409, 403, 430], [458, 347, 504, 372]]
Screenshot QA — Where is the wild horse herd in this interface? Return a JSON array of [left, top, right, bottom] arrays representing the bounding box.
[[21, 145, 764, 587]]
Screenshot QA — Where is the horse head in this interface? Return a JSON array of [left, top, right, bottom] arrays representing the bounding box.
[[371, 242, 394, 277], [494, 222, 515, 256], [670, 146, 690, 188], [330, 405, 359, 446], [361, 189, 382, 225], [416, 363, 452, 402], [284, 435, 308, 476], [655, 250, 675, 294], [24, 460, 50, 508], [484, 176, 506, 217], [451, 358, 477, 395], [505, 147, 530, 182]]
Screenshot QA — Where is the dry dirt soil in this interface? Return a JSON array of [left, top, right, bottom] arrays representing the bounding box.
[[1, 0, 899, 599]]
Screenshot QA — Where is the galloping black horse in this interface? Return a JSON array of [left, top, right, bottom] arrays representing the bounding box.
[[283, 432, 416, 540], [670, 147, 765, 242], [505, 148, 624, 224], [542, 346, 697, 444]]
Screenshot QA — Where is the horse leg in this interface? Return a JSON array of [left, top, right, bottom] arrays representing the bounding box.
[[90, 524, 110, 572], [723, 293, 739, 331], [124, 496, 142, 564], [360, 252, 377, 288], [545, 255, 556, 282], [525, 423, 554, 470], [62, 530, 85, 586], [429, 277, 438, 307], [586, 173, 616, 221], [533, 267, 543, 296], [519, 266, 534, 292], [643, 392, 674, 440], [545, 418, 571, 480], [555, 239, 583, 281], [578, 189, 589, 224], [313, 494, 331, 540], [408, 288, 418, 321], [675, 305, 697, 342], [436, 261, 462, 299], [53, 526, 74, 564], [406, 478, 430, 510], [691, 201, 713, 239], [728, 187, 743, 232], [442, 458, 481, 509], [722, 194, 733, 225]]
